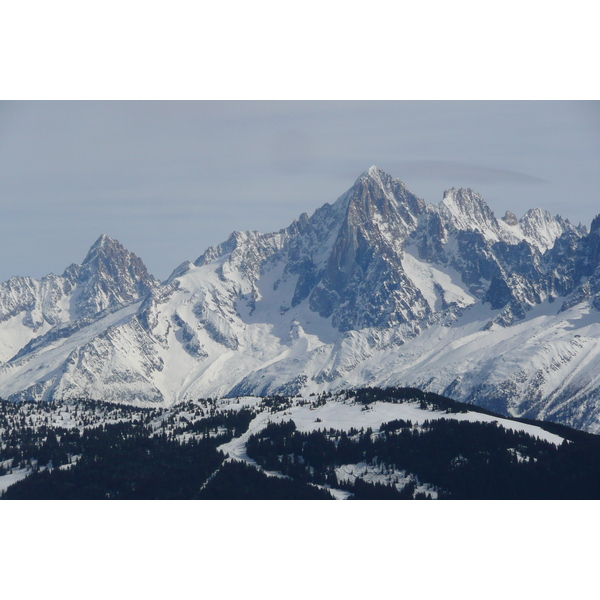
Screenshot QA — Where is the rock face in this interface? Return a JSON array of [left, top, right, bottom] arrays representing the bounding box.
[[0, 235, 157, 363], [1, 167, 599, 433], [64, 234, 156, 319], [287, 166, 429, 331]]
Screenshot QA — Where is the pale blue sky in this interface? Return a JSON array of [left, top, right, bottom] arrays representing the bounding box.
[[1, 101, 598, 282]]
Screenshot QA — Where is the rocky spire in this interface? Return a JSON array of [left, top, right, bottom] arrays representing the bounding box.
[[64, 235, 157, 319]]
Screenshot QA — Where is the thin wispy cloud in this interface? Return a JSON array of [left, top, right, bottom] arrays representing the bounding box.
[[397, 159, 548, 186]]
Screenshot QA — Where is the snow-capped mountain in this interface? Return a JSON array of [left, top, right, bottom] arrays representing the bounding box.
[[0, 235, 157, 363], [1, 167, 599, 433]]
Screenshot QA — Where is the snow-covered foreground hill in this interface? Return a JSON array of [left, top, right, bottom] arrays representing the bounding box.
[[0, 167, 599, 433], [4, 388, 588, 500], [216, 392, 566, 500]]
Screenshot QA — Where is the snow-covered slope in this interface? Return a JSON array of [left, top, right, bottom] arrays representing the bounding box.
[[433, 188, 581, 252], [0, 167, 598, 433], [0, 388, 574, 499], [0, 235, 157, 364]]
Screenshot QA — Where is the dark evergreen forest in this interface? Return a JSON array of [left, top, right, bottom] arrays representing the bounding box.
[[2, 388, 600, 500], [245, 417, 600, 499]]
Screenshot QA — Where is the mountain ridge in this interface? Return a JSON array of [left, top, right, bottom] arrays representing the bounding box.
[[1, 168, 599, 433], [0, 234, 157, 364]]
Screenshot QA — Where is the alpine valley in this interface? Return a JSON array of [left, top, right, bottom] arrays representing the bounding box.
[[1, 166, 600, 436]]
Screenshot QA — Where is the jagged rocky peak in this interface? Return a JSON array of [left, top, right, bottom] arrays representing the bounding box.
[[438, 187, 499, 233], [293, 168, 431, 331], [0, 234, 155, 330], [63, 234, 157, 319], [194, 231, 239, 267], [166, 260, 194, 284], [0, 234, 159, 363], [83, 232, 117, 259], [322, 166, 427, 284], [354, 165, 398, 192], [186, 167, 432, 333], [519, 208, 583, 253], [346, 166, 426, 230], [519, 207, 561, 231], [502, 210, 518, 226], [193, 166, 427, 301], [81, 234, 148, 275], [195, 229, 278, 269]]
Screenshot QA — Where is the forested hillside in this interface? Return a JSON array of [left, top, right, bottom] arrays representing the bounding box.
[[2, 388, 600, 499]]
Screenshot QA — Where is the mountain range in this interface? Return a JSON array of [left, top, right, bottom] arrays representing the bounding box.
[[1, 166, 599, 433]]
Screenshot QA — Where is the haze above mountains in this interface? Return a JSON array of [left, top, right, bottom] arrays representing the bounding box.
[[3, 101, 599, 287], [1, 167, 599, 433]]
